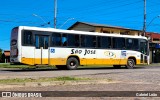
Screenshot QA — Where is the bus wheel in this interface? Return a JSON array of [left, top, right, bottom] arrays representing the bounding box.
[[56, 65, 67, 70], [66, 57, 79, 70], [113, 65, 121, 69], [125, 59, 135, 69]]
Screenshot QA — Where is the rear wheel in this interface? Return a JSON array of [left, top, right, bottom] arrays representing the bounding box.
[[125, 59, 135, 69], [66, 57, 79, 70], [113, 65, 121, 69]]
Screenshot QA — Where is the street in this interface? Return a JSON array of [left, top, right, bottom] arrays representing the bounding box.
[[0, 65, 160, 100]]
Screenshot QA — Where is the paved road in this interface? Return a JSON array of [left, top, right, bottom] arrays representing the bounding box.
[[0, 65, 160, 100], [0, 66, 159, 79]]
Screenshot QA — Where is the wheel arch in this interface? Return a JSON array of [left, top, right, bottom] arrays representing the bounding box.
[[128, 56, 137, 65], [67, 55, 80, 65]]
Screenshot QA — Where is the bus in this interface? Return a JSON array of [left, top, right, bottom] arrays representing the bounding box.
[[10, 26, 149, 69]]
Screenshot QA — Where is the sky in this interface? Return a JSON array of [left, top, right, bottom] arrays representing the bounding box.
[[0, 0, 160, 50]]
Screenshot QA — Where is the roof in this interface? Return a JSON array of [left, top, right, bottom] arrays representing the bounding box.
[[19, 26, 146, 39], [3, 50, 10, 57], [68, 21, 142, 31]]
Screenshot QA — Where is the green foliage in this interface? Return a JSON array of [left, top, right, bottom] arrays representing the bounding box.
[[0, 48, 2, 61]]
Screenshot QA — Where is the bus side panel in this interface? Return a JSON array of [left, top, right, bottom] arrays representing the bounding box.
[[96, 49, 108, 64], [34, 49, 41, 65], [21, 46, 35, 65], [97, 50, 121, 65], [49, 48, 67, 65], [49, 48, 87, 66]]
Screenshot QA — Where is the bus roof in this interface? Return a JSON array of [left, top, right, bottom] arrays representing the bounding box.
[[18, 26, 147, 40]]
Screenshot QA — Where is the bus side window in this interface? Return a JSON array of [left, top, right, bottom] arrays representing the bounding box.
[[67, 34, 80, 47], [81, 35, 86, 47], [133, 39, 139, 51], [62, 34, 67, 46], [23, 30, 33, 46], [108, 37, 111, 48], [75, 35, 80, 47], [113, 37, 125, 49], [98, 36, 111, 49], [85, 35, 96, 48], [52, 33, 61, 46]]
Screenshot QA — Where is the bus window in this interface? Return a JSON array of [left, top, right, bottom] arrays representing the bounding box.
[[81, 35, 96, 48], [52, 33, 61, 46], [22, 30, 33, 46], [85, 35, 96, 48], [35, 35, 49, 49], [68, 34, 80, 47], [75, 35, 80, 47], [62, 34, 67, 46], [126, 38, 132, 49], [126, 38, 139, 51], [81, 35, 86, 47], [133, 39, 139, 51], [97, 36, 111, 49], [35, 35, 39, 49], [44, 36, 49, 49], [113, 37, 125, 49]]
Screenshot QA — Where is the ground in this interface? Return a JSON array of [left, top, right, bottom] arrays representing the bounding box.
[[0, 64, 159, 100]]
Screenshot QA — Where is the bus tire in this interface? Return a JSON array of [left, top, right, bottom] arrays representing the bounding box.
[[113, 65, 121, 69], [66, 57, 79, 70], [56, 65, 67, 70], [125, 59, 135, 69]]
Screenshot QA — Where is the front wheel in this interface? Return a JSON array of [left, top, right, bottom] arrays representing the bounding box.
[[125, 59, 135, 69], [66, 57, 79, 70]]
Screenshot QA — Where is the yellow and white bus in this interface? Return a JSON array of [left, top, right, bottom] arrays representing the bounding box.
[[10, 26, 149, 69]]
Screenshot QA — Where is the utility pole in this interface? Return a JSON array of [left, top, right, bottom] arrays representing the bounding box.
[[54, 0, 57, 28], [143, 0, 146, 36]]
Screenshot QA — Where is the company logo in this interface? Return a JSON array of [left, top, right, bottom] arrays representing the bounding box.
[[104, 51, 116, 58], [50, 48, 55, 53], [121, 51, 126, 57]]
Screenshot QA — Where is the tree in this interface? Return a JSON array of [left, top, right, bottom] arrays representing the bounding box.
[[0, 48, 2, 62]]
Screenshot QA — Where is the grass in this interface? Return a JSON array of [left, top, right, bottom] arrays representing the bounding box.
[[0, 63, 56, 69], [0, 76, 91, 84], [0, 63, 31, 69]]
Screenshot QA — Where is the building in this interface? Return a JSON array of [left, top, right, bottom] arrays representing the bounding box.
[[68, 21, 160, 63], [2, 50, 10, 63], [68, 21, 143, 36], [146, 32, 160, 63]]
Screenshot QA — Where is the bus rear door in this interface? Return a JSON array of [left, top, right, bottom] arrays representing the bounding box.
[[35, 35, 49, 65]]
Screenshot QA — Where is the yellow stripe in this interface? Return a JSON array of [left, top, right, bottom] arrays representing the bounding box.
[[21, 58, 144, 66], [49, 58, 66, 65], [21, 58, 34, 65]]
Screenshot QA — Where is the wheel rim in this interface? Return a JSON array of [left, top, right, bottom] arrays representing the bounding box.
[[70, 61, 76, 68], [128, 60, 134, 68]]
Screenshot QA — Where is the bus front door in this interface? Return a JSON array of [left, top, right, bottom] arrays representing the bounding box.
[[140, 40, 148, 64], [35, 35, 49, 65]]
